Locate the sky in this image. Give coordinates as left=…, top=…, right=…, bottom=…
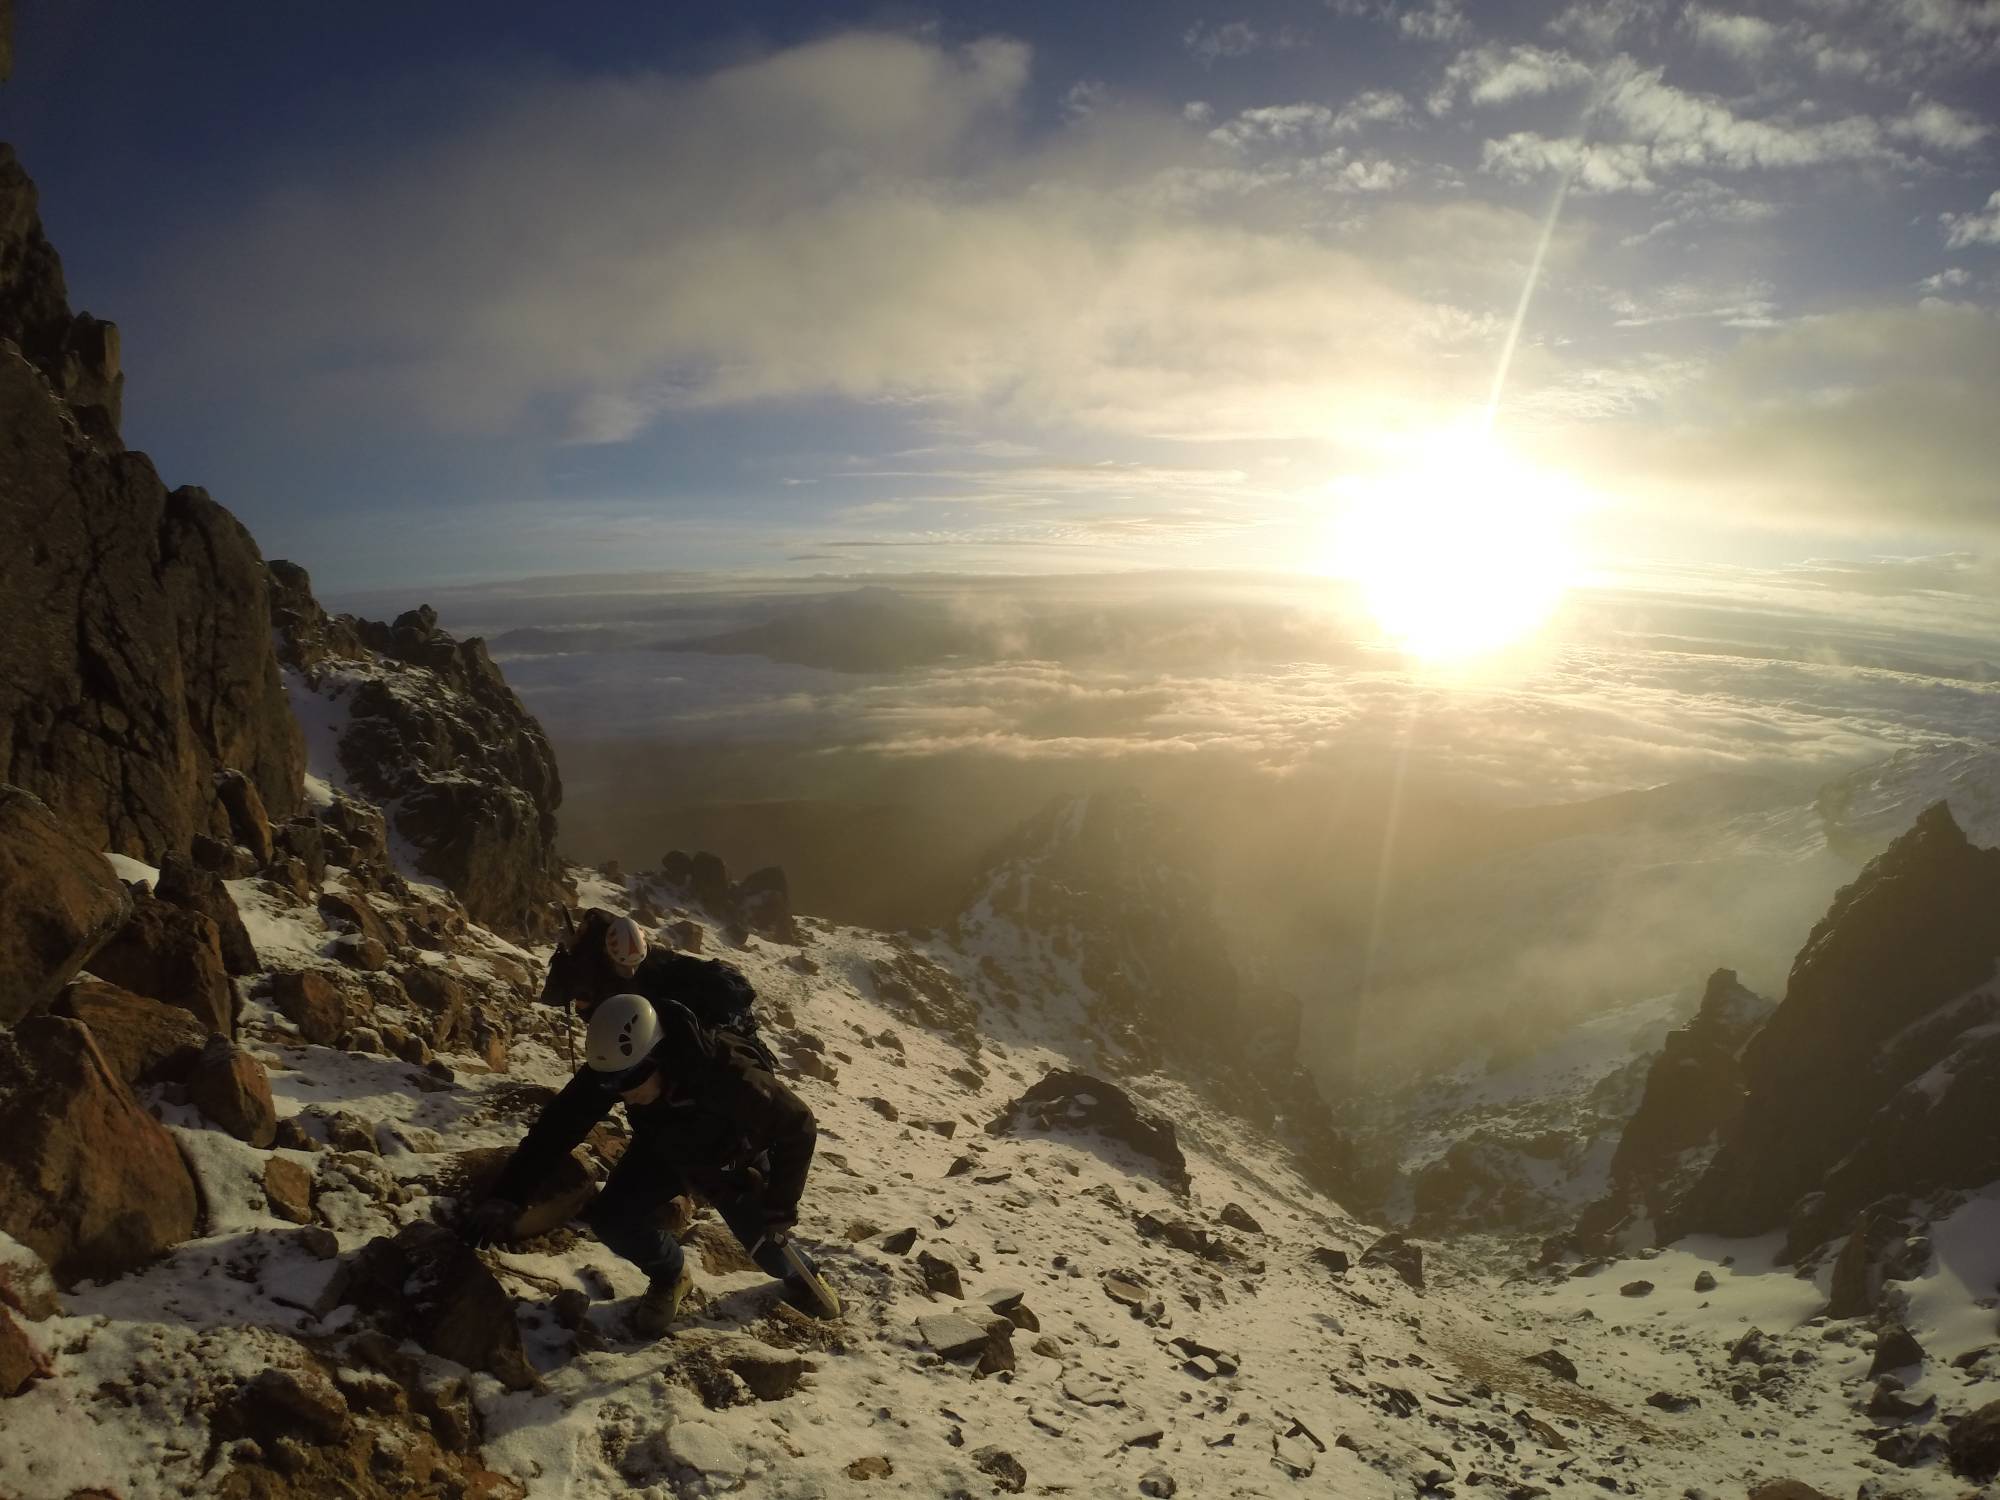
left=5, top=0, right=1999, bottom=593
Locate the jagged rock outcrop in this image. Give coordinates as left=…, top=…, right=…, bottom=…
left=268, top=564, right=564, bottom=940
left=988, top=1069, right=1191, bottom=1193
left=652, top=850, right=799, bottom=943
left=1673, top=804, right=2000, bottom=1253
left=1572, top=969, right=1772, bottom=1249
left=0, top=785, right=130, bottom=1024
left=0, top=148, right=304, bottom=862
left=0, top=1015, right=200, bottom=1284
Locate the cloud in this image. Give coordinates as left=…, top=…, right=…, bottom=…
left=165, top=32, right=1522, bottom=450
left=1399, top=0, right=1471, bottom=43
left=1483, top=133, right=1659, bottom=193
left=1183, top=20, right=1304, bottom=64
left=1559, top=303, right=2000, bottom=533
left=1891, top=99, right=1993, bottom=151
left=1428, top=44, right=1593, bottom=114
left=1686, top=7, right=1780, bottom=59
left=1942, top=189, right=2000, bottom=248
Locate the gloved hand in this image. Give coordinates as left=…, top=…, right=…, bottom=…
left=461, top=1197, right=519, bottom=1249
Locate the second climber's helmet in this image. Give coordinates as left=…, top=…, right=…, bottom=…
left=605, top=915, right=648, bottom=976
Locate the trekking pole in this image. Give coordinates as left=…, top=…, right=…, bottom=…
left=564, top=1006, right=577, bottom=1074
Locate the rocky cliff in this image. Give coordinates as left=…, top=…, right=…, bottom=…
left=0, top=144, right=305, bottom=861
left=269, top=567, right=566, bottom=939
left=1671, top=802, right=2000, bottom=1256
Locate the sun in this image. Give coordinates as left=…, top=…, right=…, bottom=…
left=1329, top=434, right=1579, bottom=662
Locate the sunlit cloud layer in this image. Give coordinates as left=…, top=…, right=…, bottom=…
left=115, top=3, right=2000, bottom=585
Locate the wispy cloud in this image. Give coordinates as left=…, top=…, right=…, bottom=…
left=1942, top=188, right=2000, bottom=248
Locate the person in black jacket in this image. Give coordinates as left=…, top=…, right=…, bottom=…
left=468, top=993, right=840, bottom=1335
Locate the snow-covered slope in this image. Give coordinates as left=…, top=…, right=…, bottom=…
left=4, top=865, right=1996, bottom=1500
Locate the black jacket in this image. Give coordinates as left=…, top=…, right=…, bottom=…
left=492, top=998, right=814, bottom=1225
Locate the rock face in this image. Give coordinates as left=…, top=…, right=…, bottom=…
left=0, top=785, right=131, bottom=1024
left=0, top=1015, right=200, bottom=1284
left=1574, top=969, right=1772, bottom=1249
left=1673, top=804, right=2000, bottom=1251
left=0, top=149, right=303, bottom=864
left=268, top=565, right=565, bottom=940
left=988, top=1069, right=1191, bottom=1192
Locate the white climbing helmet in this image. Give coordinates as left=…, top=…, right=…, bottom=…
left=585, top=994, right=662, bottom=1076
left=605, top=915, right=648, bottom=975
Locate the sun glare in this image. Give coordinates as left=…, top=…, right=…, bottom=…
left=1330, top=435, right=1580, bottom=662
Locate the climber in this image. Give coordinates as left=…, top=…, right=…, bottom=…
left=539, top=905, right=772, bottom=1063
left=463, top=993, right=841, bottom=1335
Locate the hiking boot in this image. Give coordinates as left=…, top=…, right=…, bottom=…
left=633, top=1266, right=694, bottom=1338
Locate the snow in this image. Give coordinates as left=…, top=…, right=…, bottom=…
left=4, top=862, right=1997, bottom=1499
left=101, top=851, right=159, bottom=888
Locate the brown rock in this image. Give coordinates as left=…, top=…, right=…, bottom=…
left=0, top=1304, right=50, bottom=1396
left=229, top=1363, right=352, bottom=1446
left=971, top=1446, right=1026, bottom=1494
left=1746, top=1483, right=1839, bottom=1500
left=318, top=888, right=397, bottom=952
left=332, top=933, right=390, bottom=972
left=877, top=1227, right=919, bottom=1256
left=916, top=1249, right=964, bottom=1298
left=1870, top=1324, right=1926, bottom=1377
left=0, top=1015, right=199, bottom=1284
left=214, top=770, right=275, bottom=865
left=0, top=785, right=131, bottom=1025
left=188, top=1036, right=277, bottom=1147
left=85, top=891, right=234, bottom=1035
left=846, top=1455, right=893, bottom=1480
left=0, top=1240, right=61, bottom=1320
left=1218, top=1202, right=1263, bottom=1234
left=264, top=1157, right=313, bottom=1224
left=448, top=1145, right=596, bottom=1240
left=401, top=965, right=468, bottom=1050
left=269, top=970, right=349, bottom=1046
left=1360, top=1232, right=1426, bottom=1292
left=50, top=977, right=207, bottom=1086
left=153, top=852, right=258, bottom=976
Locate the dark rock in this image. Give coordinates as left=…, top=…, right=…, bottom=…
left=1218, top=1202, right=1263, bottom=1233
left=188, top=1036, right=277, bottom=1147
left=864, top=1095, right=900, bottom=1122
left=214, top=769, right=275, bottom=865
left=0, top=1241, right=60, bottom=1322
left=1311, top=1246, right=1351, bottom=1275
left=270, top=970, right=350, bottom=1046
left=916, top=1249, right=964, bottom=1298
left=1866, top=1378, right=1933, bottom=1420
left=318, top=889, right=397, bottom=952
left=229, top=1364, right=352, bottom=1447
left=1675, top=806, right=2000, bottom=1246
left=154, top=852, right=258, bottom=976
left=1360, top=1232, right=1425, bottom=1292
left=987, top=1069, right=1190, bottom=1192
left=917, top=1311, right=998, bottom=1359
left=0, top=1015, right=199, bottom=1285
left=191, top=833, right=256, bottom=877
left=665, top=918, right=703, bottom=953
left=272, top=817, right=328, bottom=884
left=970, top=1445, right=1026, bottom=1493
left=877, top=1227, right=919, bottom=1256
left=1827, top=1209, right=1902, bottom=1319
left=1619, top=1279, right=1654, bottom=1297
left=1525, top=1349, right=1577, bottom=1382
left=333, top=933, right=389, bottom=972
left=736, top=866, right=796, bottom=942
left=1869, top=1325, right=1925, bottom=1378
left=1693, top=1270, right=1717, bottom=1293
left=0, top=786, right=131, bottom=1024
left=1950, top=1399, right=2000, bottom=1482
left=85, top=891, right=234, bottom=1035
left=50, top=977, right=206, bottom=1086
left=323, top=1221, right=536, bottom=1390
left=400, top=965, right=469, bottom=1051
left=264, top=1156, right=313, bottom=1224
left=447, top=1145, right=596, bottom=1241
left=846, top=1456, right=893, bottom=1480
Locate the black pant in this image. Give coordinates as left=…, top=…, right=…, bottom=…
left=583, top=1143, right=790, bottom=1284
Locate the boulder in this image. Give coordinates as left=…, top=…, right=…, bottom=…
left=269, top=970, right=349, bottom=1046
left=321, top=1221, right=536, bottom=1390
left=49, top=977, right=207, bottom=1086
left=1950, top=1399, right=2000, bottom=1482
left=0, top=786, right=131, bottom=1024
left=736, top=866, right=796, bottom=942
left=1747, top=1484, right=1839, bottom=1500
left=153, top=852, right=258, bottom=976
left=0, top=1304, right=49, bottom=1397
left=227, top=1363, right=352, bottom=1447
left=213, top=770, right=274, bottom=865
left=1218, top=1202, right=1263, bottom=1234
left=84, top=891, right=234, bottom=1035
left=401, top=965, right=468, bottom=1050
left=187, top=1036, right=277, bottom=1147
left=1869, top=1325, right=1925, bottom=1378
left=0, top=1233, right=61, bottom=1320
left=318, top=889, right=397, bottom=952
left=1360, top=1232, right=1425, bottom=1292
left=447, top=1145, right=596, bottom=1240
left=264, top=1156, right=313, bottom=1224
left=987, top=1069, right=1190, bottom=1192
left=916, top=1250, right=964, bottom=1299
left=0, top=1015, right=199, bottom=1284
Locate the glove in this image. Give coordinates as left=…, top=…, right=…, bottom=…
left=462, top=1198, right=519, bottom=1249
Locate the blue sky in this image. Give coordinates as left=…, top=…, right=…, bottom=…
left=6, top=0, right=1998, bottom=591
